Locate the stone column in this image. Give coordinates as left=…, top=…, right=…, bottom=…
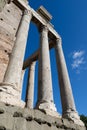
left=0, top=10, right=32, bottom=107
left=55, top=38, right=84, bottom=125
left=26, top=61, right=36, bottom=109
left=36, top=25, right=59, bottom=117
left=20, top=70, right=25, bottom=99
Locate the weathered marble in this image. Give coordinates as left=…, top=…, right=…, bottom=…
left=37, top=6, right=52, bottom=22
left=20, top=70, right=25, bottom=99
left=36, top=25, right=59, bottom=117
left=0, top=9, right=32, bottom=106
left=26, top=61, right=36, bottom=109
left=55, top=38, right=84, bottom=126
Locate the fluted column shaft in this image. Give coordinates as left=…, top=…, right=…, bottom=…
left=55, top=38, right=78, bottom=115
left=36, top=25, right=57, bottom=114
left=26, top=61, right=36, bottom=109
left=4, top=10, right=32, bottom=90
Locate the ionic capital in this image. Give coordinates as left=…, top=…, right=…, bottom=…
left=23, top=9, right=32, bottom=23
left=39, top=25, right=48, bottom=33
left=24, top=9, right=32, bottom=16
left=24, top=9, right=30, bottom=14
left=55, top=38, right=62, bottom=49
left=56, top=37, right=62, bottom=44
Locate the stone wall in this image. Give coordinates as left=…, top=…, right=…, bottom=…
left=0, top=2, right=22, bottom=82
left=0, top=103, right=86, bottom=130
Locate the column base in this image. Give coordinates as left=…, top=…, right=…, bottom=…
left=63, top=109, right=84, bottom=126
left=0, top=82, right=25, bottom=108
left=36, top=101, right=61, bottom=118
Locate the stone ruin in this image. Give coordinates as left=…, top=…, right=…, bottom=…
left=0, top=0, right=86, bottom=130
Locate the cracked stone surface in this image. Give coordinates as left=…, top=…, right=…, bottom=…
left=0, top=102, right=86, bottom=130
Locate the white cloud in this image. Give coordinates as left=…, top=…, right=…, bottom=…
left=71, top=57, right=85, bottom=69
left=71, top=50, right=86, bottom=73
left=72, top=51, right=85, bottom=59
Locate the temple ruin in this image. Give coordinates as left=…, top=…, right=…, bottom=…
left=0, top=0, right=86, bottom=130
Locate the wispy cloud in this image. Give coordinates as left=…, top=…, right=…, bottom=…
left=70, top=50, right=86, bottom=73
left=72, top=51, right=85, bottom=59
left=71, top=57, right=85, bottom=69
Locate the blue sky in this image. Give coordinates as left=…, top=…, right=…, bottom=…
left=22, top=0, right=87, bottom=116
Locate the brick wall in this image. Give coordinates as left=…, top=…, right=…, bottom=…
left=0, top=2, right=22, bottom=82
